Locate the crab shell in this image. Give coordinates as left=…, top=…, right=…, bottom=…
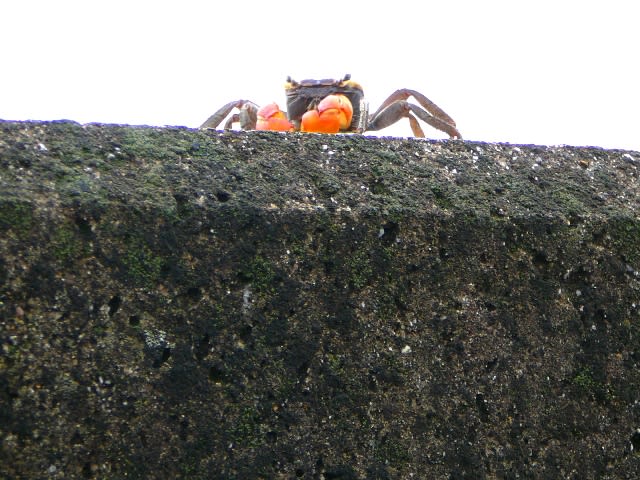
left=284, top=76, right=368, bottom=133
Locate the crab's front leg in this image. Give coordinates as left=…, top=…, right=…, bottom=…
left=200, top=100, right=259, bottom=130
left=367, top=89, right=462, bottom=139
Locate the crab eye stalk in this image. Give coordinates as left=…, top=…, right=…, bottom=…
left=301, top=94, right=353, bottom=134
left=256, top=103, right=294, bottom=131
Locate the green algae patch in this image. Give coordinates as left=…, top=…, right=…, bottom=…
left=0, top=201, right=35, bottom=235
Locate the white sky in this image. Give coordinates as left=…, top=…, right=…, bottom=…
left=1, top=0, right=638, bottom=151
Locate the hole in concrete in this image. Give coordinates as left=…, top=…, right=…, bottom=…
left=380, top=221, right=399, bottom=243
left=108, top=295, right=121, bottom=316
left=75, top=215, right=92, bottom=236
left=195, top=333, right=210, bottom=361
left=632, top=430, right=640, bottom=451
left=265, top=430, right=278, bottom=444
left=209, top=364, right=226, bottom=383
left=475, top=393, right=490, bottom=422
left=215, top=190, right=231, bottom=202
left=186, top=286, right=202, bottom=301
left=82, top=462, right=93, bottom=478
left=485, top=357, right=498, bottom=372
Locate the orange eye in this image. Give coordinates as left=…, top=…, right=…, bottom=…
left=317, top=94, right=353, bottom=130
left=256, top=102, right=293, bottom=131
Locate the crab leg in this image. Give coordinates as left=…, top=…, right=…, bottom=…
left=367, top=102, right=423, bottom=137
left=407, top=103, right=462, bottom=139
left=368, top=89, right=461, bottom=138
left=200, top=100, right=259, bottom=130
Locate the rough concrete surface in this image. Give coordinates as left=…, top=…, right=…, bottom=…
left=1, top=120, right=640, bottom=479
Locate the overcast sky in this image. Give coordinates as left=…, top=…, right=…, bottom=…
left=2, top=0, right=638, bottom=151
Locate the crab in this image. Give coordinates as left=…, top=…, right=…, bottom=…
left=200, top=74, right=461, bottom=139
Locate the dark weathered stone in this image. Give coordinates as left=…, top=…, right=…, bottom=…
left=1, top=120, right=639, bottom=479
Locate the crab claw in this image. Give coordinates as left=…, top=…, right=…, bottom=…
left=301, top=94, right=354, bottom=133
left=256, top=102, right=294, bottom=131
left=301, top=109, right=340, bottom=133
left=318, top=94, right=353, bottom=130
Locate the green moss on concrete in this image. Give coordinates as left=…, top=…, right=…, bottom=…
left=346, top=247, right=374, bottom=289
left=0, top=201, right=35, bottom=235
left=50, top=223, right=90, bottom=263
left=609, top=216, right=640, bottom=266
left=121, top=235, right=165, bottom=287
left=239, top=255, right=277, bottom=295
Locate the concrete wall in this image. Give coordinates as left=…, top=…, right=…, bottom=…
left=1, top=120, right=640, bottom=478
